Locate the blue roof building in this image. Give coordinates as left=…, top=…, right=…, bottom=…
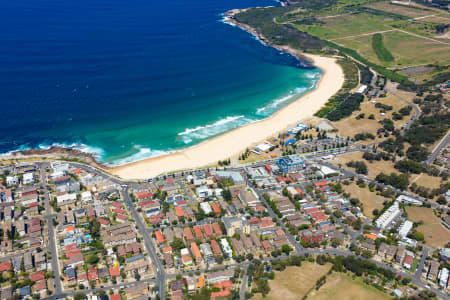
left=19, top=286, right=31, bottom=297
left=278, top=155, right=304, bottom=173
left=125, top=253, right=145, bottom=264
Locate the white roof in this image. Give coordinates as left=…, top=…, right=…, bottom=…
left=23, top=173, right=34, bottom=179
left=200, top=202, right=212, bottom=214
left=356, top=85, right=367, bottom=93
left=320, top=165, right=337, bottom=175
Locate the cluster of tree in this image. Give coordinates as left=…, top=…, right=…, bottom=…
left=346, top=160, right=368, bottom=175
left=409, top=181, right=450, bottom=200
left=394, top=159, right=423, bottom=174
left=295, top=132, right=314, bottom=140
left=325, top=93, right=364, bottom=121
left=263, top=193, right=282, bottom=218
left=357, top=64, right=374, bottom=85
left=405, top=112, right=449, bottom=146
left=379, top=118, right=394, bottom=131
left=217, top=159, right=231, bottom=166
left=247, top=260, right=273, bottom=296
left=375, top=172, right=409, bottom=190
left=235, top=6, right=324, bottom=51
left=292, top=16, right=324, bottom=26
left=398, top=105, right=412, bottom=116
left=378, top=137, right=404, bottom=154
left=371, top=33, right=394, bottom=62
left=406, top=145, right=429, bottom=162
left=375, top=102, right=393, bottom=111
left=362, top=151, right=392, bottom=162
left=392, top=112, right=403, bottom=121
left=316, top=131, right=328, bottom=139
left=354, top=132, right=375, bottom=141
left=239, top=148, right=251, bottom=161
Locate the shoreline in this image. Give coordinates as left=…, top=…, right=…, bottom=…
left=2, top=9, right=345, bottom=179
left=110, top=10, right=344, bottom=179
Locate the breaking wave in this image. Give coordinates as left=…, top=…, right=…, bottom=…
left=178, top=115, right=255, bottom=144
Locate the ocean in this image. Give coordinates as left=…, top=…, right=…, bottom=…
left=0, top=0, right=321, bottom=165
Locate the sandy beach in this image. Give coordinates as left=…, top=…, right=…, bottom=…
left=112, top=52, right=344, bottom=179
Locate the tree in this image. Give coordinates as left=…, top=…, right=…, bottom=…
left=406, top=145, right=429, bottom=162
left=436, top=195, right=447, bottom=205
left=281, top=244, right=292, bottom=255
left=86, top=254, right=99, bottom=265
left=171, top=238, right=185, bottom=251
left=74, top=292, right=86, bottom=300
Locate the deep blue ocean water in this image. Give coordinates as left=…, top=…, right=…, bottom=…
left=0, top=0, right=321, bottom=165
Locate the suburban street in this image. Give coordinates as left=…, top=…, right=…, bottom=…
left=39, top=162, right=63, bottom=295
left=121, top=187, right=166, bottom=299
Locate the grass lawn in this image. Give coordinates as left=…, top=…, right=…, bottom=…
left=343, top=183, right=387, bottom=218
left=251, top=262, right=332, bottom=300
left=365, top=1, right=441, bottom=18
left=411, top=258, right=419, bottom=273
left=307, top=272, right=392, bottom=300
left=405, top=206, right=450, bottom=247
left=339, top=30, right=450, bottom=68
left=294, top=12, right=392, bottom=40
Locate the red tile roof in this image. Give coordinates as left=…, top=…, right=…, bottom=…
left=155, top=230, right=165, bottom=244
left=97, top=218, right=110, bottom=226
left=116, top=214, right=128, bottom=220
left=30, top=271, right=45, bottom=282
left=135, top=191, right=153, bottom=199
left=110, top=294, right=121, bottom=300
left=194, top=226, right=203, bottom=240
left=111, top=202, right=123, bottom=208
left=88, top=267, right=98, bottom=281
left=109, top=266, right=120, bottom=277
left=202, top=224, right=213, bottom=237
left=0, top=261, right=11, bottom=272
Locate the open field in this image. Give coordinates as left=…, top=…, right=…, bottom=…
left=252, top=262, right=332, bottom=300
left=332, top=93, right=409, bottom=141
left=405, top=206, right=450, bottom=248
left=410, top=173, right=443, bottom=189
left=294, top=13, right=394, bottom=40
left=291, top=2, right=450, bottom=81
left=366, top=1, right=439, bottom=18
left=307, top=272, right=392, bottom=300
left=343, top=183, right=387, bottom=217
left=338, top=30, right=450, bottom=68
left=332, top=152, right=399, bottom=179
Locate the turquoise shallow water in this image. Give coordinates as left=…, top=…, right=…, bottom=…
left=0, top=0, right=321, bottom=165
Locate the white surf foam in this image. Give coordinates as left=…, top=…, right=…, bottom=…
left=256, top=87, right=308, bottom=115
left=105, top=145, right=172, bottom=166
left=178, top=115, right=254, bottom=144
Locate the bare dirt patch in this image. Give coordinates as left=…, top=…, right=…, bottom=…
left=343, top=183, right=388, bottom=217
left=307, top=272, right=391, bottom=300
left=332, top=152, right=399, bottom=179
left=252, top=262, right=332, bottom=300
left=405, top=206, right=450, bottom=247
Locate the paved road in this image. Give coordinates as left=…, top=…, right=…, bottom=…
left=38, top=162, right=63, bottom=294
left=10, top=159, right=449, bottom=299
left=121, top=187, right=166, bottom=299
left=414, top=247, right=429, bottom=281
left=240, top=267, right=248, bottom=300
left=254, top=188, right=303, bottom=254
left=426, top=130, right=450, bottom=165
